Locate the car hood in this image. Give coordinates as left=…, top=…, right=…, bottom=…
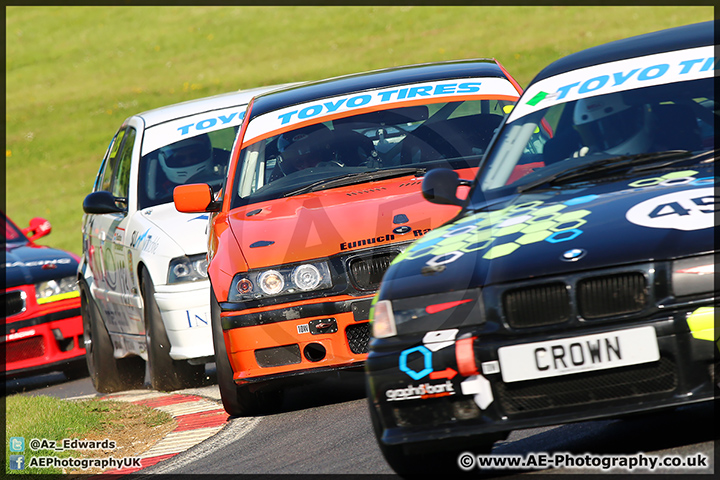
left=380, top=170, right=715, bottom=301
left=227, top=175, right=467, bottom=269
left=139, top=203, right=212, bottom=257
left=4, top=244, right=80, bottom=288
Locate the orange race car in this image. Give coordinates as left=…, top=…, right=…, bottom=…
left=174, top=59, right=524, bottom=415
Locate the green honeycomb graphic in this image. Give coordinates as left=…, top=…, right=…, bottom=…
left=400, top=199, right=593, bottom=265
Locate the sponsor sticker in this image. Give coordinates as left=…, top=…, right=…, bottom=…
left=509, top=46, right=715, bottom=122
left=244, top=77, right=519, bottom=145
left=141, top=105, right=248, bottom=155
left=626, top=187, right=715, bottom=231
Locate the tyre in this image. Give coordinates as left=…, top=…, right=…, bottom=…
left=141, top=268, right=204, bottom=391
left=80, top=280, right=145, bottom=393
left=211, top=285, right=283, bottom=416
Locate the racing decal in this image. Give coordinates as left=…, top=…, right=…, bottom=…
left=340, top=234, right=395, bottom=251
left=386, top=381, right=455, bottom=401
left=130, top=228, right=161, bottom=254
left=186, top=311, right=209, bottom=328
left=392, top=198, right=593, bottom=267
left=625, top=187, right=715, bottom=231
left=141, top=105, right=248, bottom=155
left=3, top=329, right=36, bottom=343
left=113, top=227, right=125, bottom=245
left=686, top=306, right=715, bottom=343
left=3, top=258, right=73, bottom=269
left=244, top=77, right=520, bottom=145
left=459, top=375, right=493, bottom=410
left=510, top=45, right=715, bottom=122
left=398, top=329, right=458, bottom=380
left=627, top=170, right=713, bottom=189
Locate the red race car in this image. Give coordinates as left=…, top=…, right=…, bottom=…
left=2, top=212, right=86, bottom=379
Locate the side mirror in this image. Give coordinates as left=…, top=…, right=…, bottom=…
left=174, top=184, right=221, bottom=213
left=421, top=168, right=470, bottom=206
left=22, top=217, right=52, bottom=241
left=83, top=191, right=125, bottom=214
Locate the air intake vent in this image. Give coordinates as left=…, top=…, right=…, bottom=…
left=346, top=323, right=371, bottom=354
left=3, top=336, right=45, bottom=363
left=578, top=272, right=647, bottom=319
left=3, top=291, right=26, bottom=317
left=348, top=252, right=398, bottom=291
left=254, top=344, right=301, bottom=368
left=504, top=283, right=570, bottom=328
left=497, top=357, right=676, bottom=414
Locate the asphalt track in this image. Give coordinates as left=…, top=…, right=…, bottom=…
left=6, top=366, right=715, bottom=476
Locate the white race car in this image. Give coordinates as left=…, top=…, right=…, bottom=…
left=79, top=84, right=294, bottom=392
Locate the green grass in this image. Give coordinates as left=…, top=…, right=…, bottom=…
left=5, top=394, right=172, bottom=475
left=5, top=6, right=712, bottom=255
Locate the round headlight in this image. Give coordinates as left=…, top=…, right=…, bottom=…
left=292, top=264, right=322, bottom=290
left=172, top=263, right=191, bottom=278
left=236, top=278, right=253, bottom=294
left=258, top=270, right=285, bottom=295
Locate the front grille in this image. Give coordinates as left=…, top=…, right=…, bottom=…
left=348, top=252, right=398, bottom=290
left=3, top=291, right=26, bottom=317
left=496, top=357, right=676, bottom=414
left=2, top=335, right=46, bottom=363
left=504, top=283, right=570, bottom=328
left=254, top=344, right=301, bottom=368
left=346, top=322, right=370, bottom=354
left=578, top=272, right=647, bottom=319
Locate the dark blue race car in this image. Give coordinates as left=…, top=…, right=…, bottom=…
left=365, top=21, right=716, bottom=476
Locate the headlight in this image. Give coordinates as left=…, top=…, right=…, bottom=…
left=229, top=261, right=332, bottom=301
left=672, top=254, right=715, bottom=297
left=258, top=270, right=284, bottom=295
left=371, top=299, right=397, bottom=338
left=35, top=276, right=79, bottom=304
left=168, top=254, right=208, bottom=284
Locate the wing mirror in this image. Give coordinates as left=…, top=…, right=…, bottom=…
left=174, top=184, right=221, bottom=213
left=421, top=168, right=471, bottom=207
left=83, top=191, right=126, bottom=214
left=22, top=217, right=52, bottom=241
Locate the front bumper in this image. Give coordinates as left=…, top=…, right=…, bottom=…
left=154, top=281, right=213, bottom=360
left=221, top=295, right=373, bottom=384
left=3, top=293, right=85, bottom=378
left=366, top=308, right=716, bottom=450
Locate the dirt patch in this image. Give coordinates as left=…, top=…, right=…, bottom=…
left=64, top=400, right=177, bottom=476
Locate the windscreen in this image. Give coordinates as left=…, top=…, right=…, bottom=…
left=476, top=45, right=716, bottom=201
left=232, top=95, right=517, bottom=208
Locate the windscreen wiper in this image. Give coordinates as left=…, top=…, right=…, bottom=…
left=283, top=167, right=426, bottom=197
left=517, top=150, right=698, bottom=193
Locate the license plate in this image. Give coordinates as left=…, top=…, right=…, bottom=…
left=497, top=326, right=659, bottom=383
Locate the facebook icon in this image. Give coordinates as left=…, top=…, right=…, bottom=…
left=9, top=455, right=25, bottom=470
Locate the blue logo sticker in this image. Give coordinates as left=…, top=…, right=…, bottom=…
left=10, top=455, right=25, bottom=470
left=10, top=437, right=25, bottom=452
left=399, top=346, right=433, bottom=380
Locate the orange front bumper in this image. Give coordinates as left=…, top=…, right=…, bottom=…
left=222, top=295, right=372, bottom=383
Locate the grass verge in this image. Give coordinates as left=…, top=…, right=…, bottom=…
left=5, top=394, right=175, bottom=476
left=5, top=6, right=712, bottom=255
